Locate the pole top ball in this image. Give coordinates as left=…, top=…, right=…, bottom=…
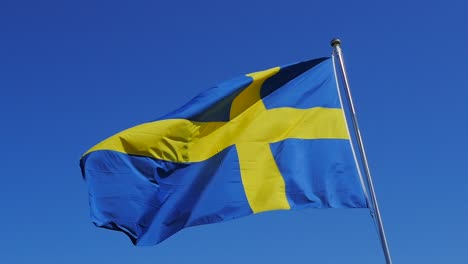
left=330, top=38, right=341, bottom=47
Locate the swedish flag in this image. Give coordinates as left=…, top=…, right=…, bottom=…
left=80, top=57, right=367, bottom=245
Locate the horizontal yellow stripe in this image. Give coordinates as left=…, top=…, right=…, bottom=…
left=84, top=105, right=349, bottom=162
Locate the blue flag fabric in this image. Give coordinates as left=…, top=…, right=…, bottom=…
left=80, top=57, right=368, bottom=246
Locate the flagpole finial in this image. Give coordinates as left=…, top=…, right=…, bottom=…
left=330, top=38, right=341, bottom=47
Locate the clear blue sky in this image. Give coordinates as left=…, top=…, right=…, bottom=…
left=1, top=0, right=467, bottom=263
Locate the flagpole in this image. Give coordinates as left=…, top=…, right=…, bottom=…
left=330, top=39, right=393, bottom=264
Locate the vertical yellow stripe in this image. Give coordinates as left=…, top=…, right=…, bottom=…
left=230, top=67, right=290, bottom=213
left=236, top=143, right=290, bottom=213
left=230, top=67, right=280, bottom=119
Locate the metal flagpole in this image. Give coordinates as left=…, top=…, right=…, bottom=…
left=330, top=38, right=393, bottom=264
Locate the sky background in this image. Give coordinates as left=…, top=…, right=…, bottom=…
left=1, top=0, right=467, bottom=263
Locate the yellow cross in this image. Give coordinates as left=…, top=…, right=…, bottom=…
left=84, top=67, right=349, bottom=213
